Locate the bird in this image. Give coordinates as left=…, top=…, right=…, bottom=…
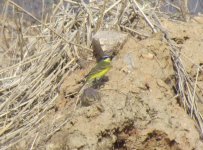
left=85, top=55, right=112, bottom=85
left=75, top=55, right=112, bottom=109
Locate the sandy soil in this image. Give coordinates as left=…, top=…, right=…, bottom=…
left=11, top=17, right=203, bottom=150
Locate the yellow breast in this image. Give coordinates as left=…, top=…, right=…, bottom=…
left=88, top=67, right=111, bottom=81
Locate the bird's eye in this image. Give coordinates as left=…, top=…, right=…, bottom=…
left=102, top=56, right=110, bottom=59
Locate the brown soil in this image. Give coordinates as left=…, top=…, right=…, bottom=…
left=12, top=17, right=203, bottom=150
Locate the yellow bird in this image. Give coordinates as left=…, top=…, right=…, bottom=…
left=75, top=55, right=112, bottom=108
left=86, top=55, right=112, bottom=84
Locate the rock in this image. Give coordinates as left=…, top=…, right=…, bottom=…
left=81, top=87, right=101, bottom=106
left=92, top=31, right=128, bottom=61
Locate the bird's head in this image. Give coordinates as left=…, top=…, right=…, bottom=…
left=101, top=55, right=111, bottom=62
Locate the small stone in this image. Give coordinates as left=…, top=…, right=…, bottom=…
left=141, top=53, right=154, bottom=59
left=81, top=87, right=101, bottom=106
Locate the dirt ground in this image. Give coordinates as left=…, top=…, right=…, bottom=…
left=12, top=16, right=203, bottom=150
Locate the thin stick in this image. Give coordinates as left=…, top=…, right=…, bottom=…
left=191, top=68, right=200, bottom=117
left=29, top=132, right=39, bottom=150
left=131, top=0, right=157, bottom=33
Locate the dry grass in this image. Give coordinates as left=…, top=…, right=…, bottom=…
left=0, top=0, right=202, bottom=148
